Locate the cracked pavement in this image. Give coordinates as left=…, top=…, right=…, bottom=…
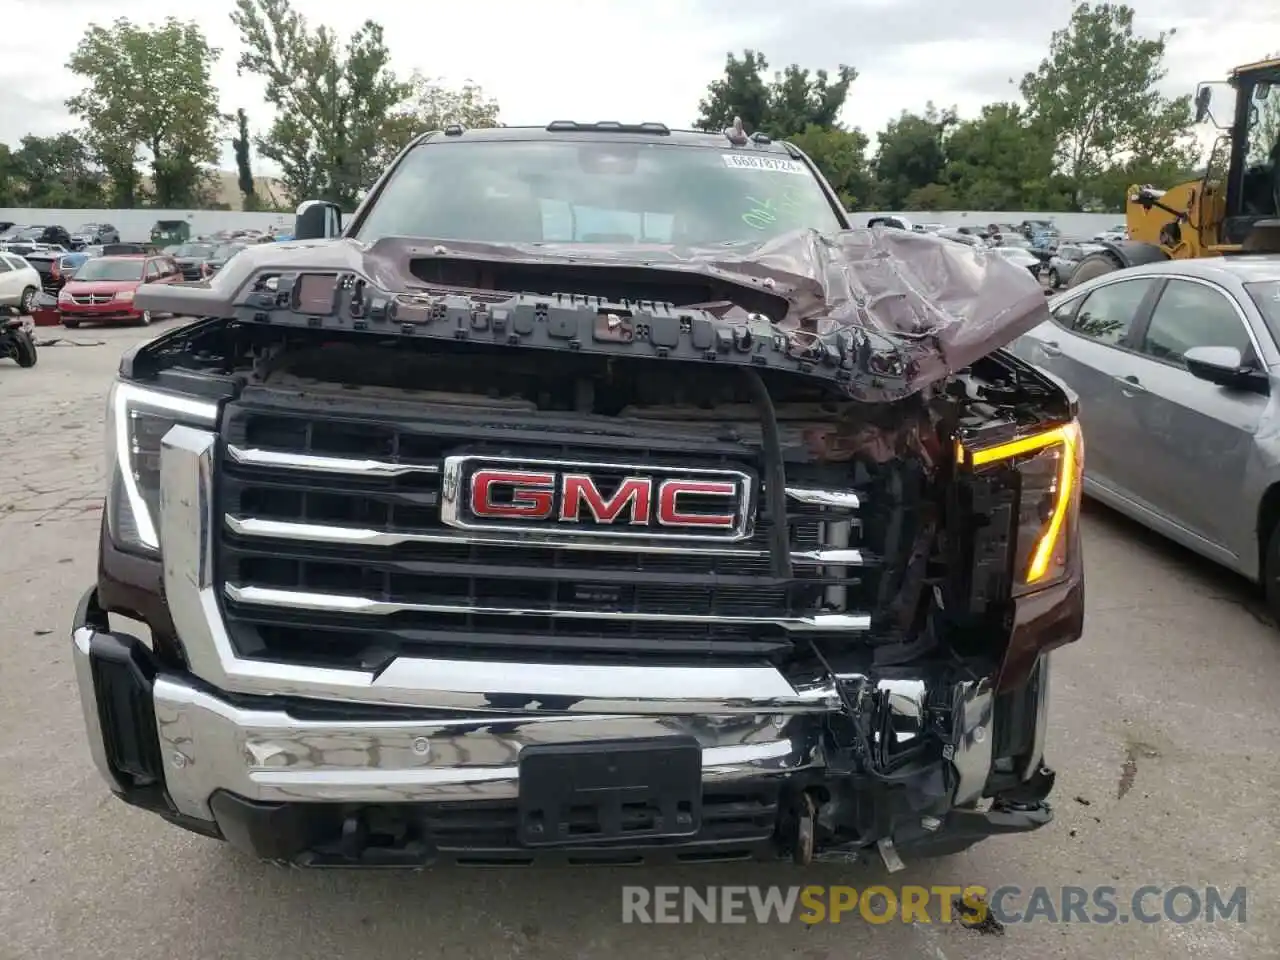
left=1, top=321, right=1278, bottom=959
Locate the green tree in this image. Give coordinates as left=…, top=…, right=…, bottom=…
left=378, top=74, right=501, bottom=171
left=232, top=0, right=414, bottom=209
left=871, top=104, right=956, bottom=209
left=9, top=134, right=107, bottom=208
left=788, top=124, right=872, bottom=209
left=231, top=108, right=260, bottom=211
left=1019, top=2, right=1196, bottom=208
left=66, top=17, right=223, bottom=208
left=0, top=144, right=15, bottom=207
left=694, top=50, right=856, bottom=138
left=943, top=103, right=1068, bottom=210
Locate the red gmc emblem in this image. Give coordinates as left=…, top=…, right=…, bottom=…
left=441, top=456, right=754, bottom=540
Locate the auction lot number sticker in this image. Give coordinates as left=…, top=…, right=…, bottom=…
left=722, top=154, right=809, bottom=175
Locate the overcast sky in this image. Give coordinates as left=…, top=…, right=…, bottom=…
left=1, top=0, right=1274, bottom=175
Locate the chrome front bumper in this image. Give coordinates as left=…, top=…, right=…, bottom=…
left=71, top=425, right=1050, bottom=833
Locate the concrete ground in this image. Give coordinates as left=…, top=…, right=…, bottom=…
left=1, top=320, right=1276, bottom=960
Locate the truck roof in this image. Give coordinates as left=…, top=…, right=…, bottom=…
left=414, top=121, right=799, bottom=155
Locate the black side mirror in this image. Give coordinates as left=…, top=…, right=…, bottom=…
left=1194, top=85, right=1212, bottom=124
left=294, top=200, right=343, bottom=241
left=1184, top=345, right=1269, bottom=394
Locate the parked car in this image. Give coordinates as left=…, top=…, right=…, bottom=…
left=23, top=248, right=90, bottom=294
left=1046, top=243, right=1107, bottom=289
left=1010, top=256, right=1280, bottom=613
left=169, top=241, right=220, bottom=280
left=0, top=224, right=74, bottom=248
left=69, top=222, right=121, bottom=248
left=205, top=241, right=247, bottom=275
left=57, top=254, right=181, bottom=327
left=1092, top=224, right=1128, bottom=243
left=866, top=215, right=913, bottom=230
left=991, top=245, right=1042, bottom=278
left=936, top=228, right=982, bottom=247
left=0, top=251, right=41, bottom=314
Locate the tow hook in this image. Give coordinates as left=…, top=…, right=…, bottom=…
left=793, top=792, right=817, bottom=865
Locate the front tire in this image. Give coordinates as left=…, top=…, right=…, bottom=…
left=1066, top=252, right=1124, bottom=288
left=12, top=329, right=36, bottom=367
left=137, top=310, right=152, bottom=326
left=1047, top=268, right=1060, bottom=289
left=19, top=286, right=36, bottom=314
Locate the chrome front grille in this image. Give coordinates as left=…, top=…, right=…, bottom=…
left=215, top=395, right=874, bottom=669
left=73, top=294, right=114, bottom=305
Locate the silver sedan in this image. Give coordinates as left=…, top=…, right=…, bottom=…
left=1009, top=256, right=1280, bottom=613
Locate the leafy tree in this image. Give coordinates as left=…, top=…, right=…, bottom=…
left=232, top=108, right=260, bottom=211
left=943, top=103, right=1070, bottom=210
left=695, top=50, right=856, bottom=138
left=871, top=104, right=956, bottom=209
left=9, top=134, right=107, bottom=207
left=1019, top=2, right=1196, bottom=208
left=378, top=74, right=501, bottom=171
left=66, top=17, right=223, bottom=208
left=788, top=124, right=872, bottom=209
left=0, top=144, right=14, bottom=207
left=232, top=0, right=414, bottom=209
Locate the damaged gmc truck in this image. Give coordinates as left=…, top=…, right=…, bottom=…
left=71, top=121, right=1083, bottom=869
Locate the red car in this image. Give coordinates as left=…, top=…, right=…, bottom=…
left=58, top=254, right=181, bottom=328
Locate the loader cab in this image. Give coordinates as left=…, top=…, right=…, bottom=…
left=1196, top=58, right=1280, bottom=248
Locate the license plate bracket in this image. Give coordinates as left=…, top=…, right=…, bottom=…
left=517, top=738, right=702, bottom=847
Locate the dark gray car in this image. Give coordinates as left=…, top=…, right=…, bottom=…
left=1010, top=256, right=1280, bottom=613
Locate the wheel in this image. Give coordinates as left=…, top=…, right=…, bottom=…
left=1066, top=252, right=1123, bottom=288
left=61, top=316, right=80, bottom=329
left=1047, top=268, right=1060, bottom=289
left=19, top=286, right=36, bottom=314
left=12, top=329, right=36, bottom=367
left=137, top=310, right=152, bottom=326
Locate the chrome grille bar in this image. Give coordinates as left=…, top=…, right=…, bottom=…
left=226, top=445, right=439, bottom=477
left=223, top=515, right=867, bottom=566
left=224, top=584, right=871, bottom=631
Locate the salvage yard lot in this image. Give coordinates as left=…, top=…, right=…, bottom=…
left=1, top=322, right=1278, bottom=960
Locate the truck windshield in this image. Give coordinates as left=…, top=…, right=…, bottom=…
left=354, top=140, right=846, bottom=246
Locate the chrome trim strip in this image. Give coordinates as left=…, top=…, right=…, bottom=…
left=226, top=445, right=439, bottom=477
left=71, top=626, right=125, bottom=793
left=163, top=427, right=847, bottom=713
left=782, top=487, right=860, bottom=509
left=223, top=515, right=868, bottom=567
left=223, top=582, right=871, bottom=631
left=152, top=675, right=813, bottom=819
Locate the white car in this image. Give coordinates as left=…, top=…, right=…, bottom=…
left=0, top=252, right=41, bottom=314
left=991, top=245, right=1042, bottom=278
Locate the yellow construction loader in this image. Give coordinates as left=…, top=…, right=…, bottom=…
left=1068, top=56, right=1280, bottom=287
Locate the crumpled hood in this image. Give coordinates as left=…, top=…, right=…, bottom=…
left=137, top=226, right=1051, bottom=402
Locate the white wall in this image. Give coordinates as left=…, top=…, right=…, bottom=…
left=1, top=206, right=1127, bottom=244
left=846, top=210, right=1124, bottom=240
left=0, top=207, right=295, bottom=242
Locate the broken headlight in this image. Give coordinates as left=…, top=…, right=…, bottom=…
left=960, top=420, right=1083, bottom=594
left=104, top=381, right=219, bottom=555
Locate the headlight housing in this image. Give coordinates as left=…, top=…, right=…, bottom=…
left=116, top=290, right=135, bottom=302
left=105, top=381, right=219, bottom=554
left=958, top=420, right=1083, bottom=594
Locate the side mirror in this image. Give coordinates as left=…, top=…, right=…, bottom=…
left=1184, top=345, right=1269, bottom=394
left=1194, top=85, right=1212, bottom=124
left=294, top=200, right=343, bottom=241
